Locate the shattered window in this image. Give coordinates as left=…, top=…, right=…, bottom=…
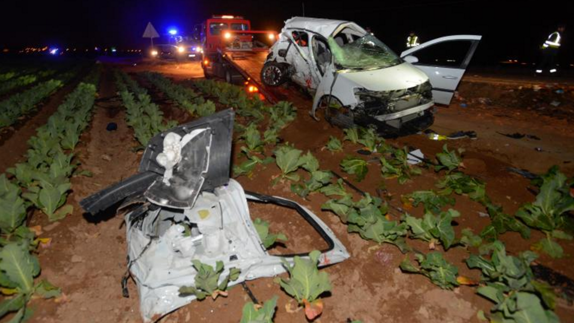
left=312, top=37, right=332, bottom=75
left=291, top=31, right=309, bottom=47
left=209, top=23, right=228, bottom=35
left=328, top=34, right=402, bottom=71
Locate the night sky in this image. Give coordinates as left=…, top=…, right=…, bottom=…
left=1, top=0, right=572, bottom=65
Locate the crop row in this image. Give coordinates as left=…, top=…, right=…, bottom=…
left=0, top=80, right=63, bottom=129
left=0, top=66, right=100, bottom=321
left=0, top=70, right=56, bottom=96
left=144, top=72, right=216, bottom=117
left=114, top=70, right=176, bottom=146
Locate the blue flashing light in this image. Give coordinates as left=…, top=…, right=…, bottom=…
left=168, top=29, right=178, bottom=36
left=49, top=48, right=59, bottom=55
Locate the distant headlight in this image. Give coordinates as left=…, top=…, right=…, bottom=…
left=151, top=50, right=158, bottom=56
left=195, top=46, right=202, bottom=53
left=177, top=46, right=185, bottom=53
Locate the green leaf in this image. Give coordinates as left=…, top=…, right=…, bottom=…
left=340, top=156, right=368, bottom=182
left=460, top=228, right=483, bottom=248
left=531, top=281, right=556, bottom=310
left=434, top=144, right=463, bottom=172
left=179, top=260, right=240, bottom=300
left=343, top=128, right=359, bottom=144
left=299, top=151, right=319, bottom=173
left=405, top=190, right=455, bottom=214
left=399, top=256, right=420, bottom=273
left=0, top=175, right=27, bottom=234
left=254, top=218, right=287, bottom=249
left=512, top=292, right=554, bottom=323
left=516, top=166, right=574, bottom=234
left=240, top=296, right=278, bottom=323
left=0, top=293, right=25, bottom=318
left=279, top=250, right=331, bottom=304
left=0, top=242, right=39, bottom=294
left=477, top=286, right=503, bottom=303
left=49, top=204, right=73, bottom=222
left=274, top=145, right=305, bottom=179
left=405, top=209, right=459, bottom=250
left=400, top=252, right=459, bottom=290
left=319, top=179, right=348, bottom=197
left=326, top=136, right=343, bottom=152
left=34, top=280, right=61, bottom=299
left=532, top=237, right=563, bottom=259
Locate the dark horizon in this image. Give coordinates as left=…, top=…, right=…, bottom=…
left=1, top=0, right=572, bottom=65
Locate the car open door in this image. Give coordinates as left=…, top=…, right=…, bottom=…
left=400, top=35, right=481, bottom=105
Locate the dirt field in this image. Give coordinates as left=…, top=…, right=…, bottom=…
left=2, top=60, right=573, bottom=323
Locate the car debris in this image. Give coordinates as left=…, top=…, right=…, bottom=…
left=497, top=132, right=541, bottom=140
left=260, top=17, right=480, bottom=136
left=80, top=110, right=350, bottom=322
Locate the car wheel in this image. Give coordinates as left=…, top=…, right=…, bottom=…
left=319, top=96, right=355, bottom=128
left=261, top=62, right=288, bottom=87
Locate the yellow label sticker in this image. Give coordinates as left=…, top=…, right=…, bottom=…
left=198, top=210, right=210, bottom=220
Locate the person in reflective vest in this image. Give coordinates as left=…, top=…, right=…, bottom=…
left=536, top=25, right=565, bottom=74
left=406, top=32, right=420, bottom=48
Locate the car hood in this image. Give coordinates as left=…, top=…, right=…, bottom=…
left=338, top=62, right=429, bottom=92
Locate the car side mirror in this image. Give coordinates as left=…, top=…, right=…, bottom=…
left=403, top=55, right=419, bottom=64
left=278, top=49, right=288, bottom=57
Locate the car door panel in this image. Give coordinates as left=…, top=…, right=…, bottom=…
left=400, top=35, right=481, bottom=105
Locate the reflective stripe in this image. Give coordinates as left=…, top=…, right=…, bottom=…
left=543, top=32, right=561, bottom=48
left=550, top=69, right=557, bottom=73
left=536, top=70, right=543, bottom=73
left=407, top=36, right=419, bottom=47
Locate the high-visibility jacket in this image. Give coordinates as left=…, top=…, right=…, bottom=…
left=407, top=35, right=420, bottom=48
left=542, top=31, right=561, bottom=49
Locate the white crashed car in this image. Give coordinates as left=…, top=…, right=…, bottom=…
left=261, top=17, right=481, bottom=135
left=81, top=110, right=349, bottom=322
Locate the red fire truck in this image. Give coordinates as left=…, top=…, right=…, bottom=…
left=199, top=15, right=278, bottom=99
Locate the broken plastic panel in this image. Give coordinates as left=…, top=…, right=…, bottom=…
left=125, top=179, right=349, bottom=321
left=80, top=109, right=234, bottom=214
left=80, top=109, right=349, bottom=322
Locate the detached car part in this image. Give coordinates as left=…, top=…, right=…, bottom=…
left=80, top=109, right=349, bottom=322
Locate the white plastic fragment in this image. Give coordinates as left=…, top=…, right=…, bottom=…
left=407, top=149, right=424, bottom=165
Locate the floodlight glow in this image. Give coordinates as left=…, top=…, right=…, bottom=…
left=168, top=29, right=178, bottom=35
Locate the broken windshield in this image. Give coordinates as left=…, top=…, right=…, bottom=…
left=328, top=34, right=402, bottom=71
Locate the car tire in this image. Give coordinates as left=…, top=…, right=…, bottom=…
left=319, top=96, right=355, bottom=128
left=261, top=61, right=288, bottom=87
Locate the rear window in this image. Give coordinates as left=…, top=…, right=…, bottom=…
left=209, top=22, right=228, bottom=35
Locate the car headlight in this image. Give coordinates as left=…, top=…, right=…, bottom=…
left=151, top=50, right=158, bottom=56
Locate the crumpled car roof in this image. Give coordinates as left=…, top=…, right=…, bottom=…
left=283, top=16, right=359, bottom=38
